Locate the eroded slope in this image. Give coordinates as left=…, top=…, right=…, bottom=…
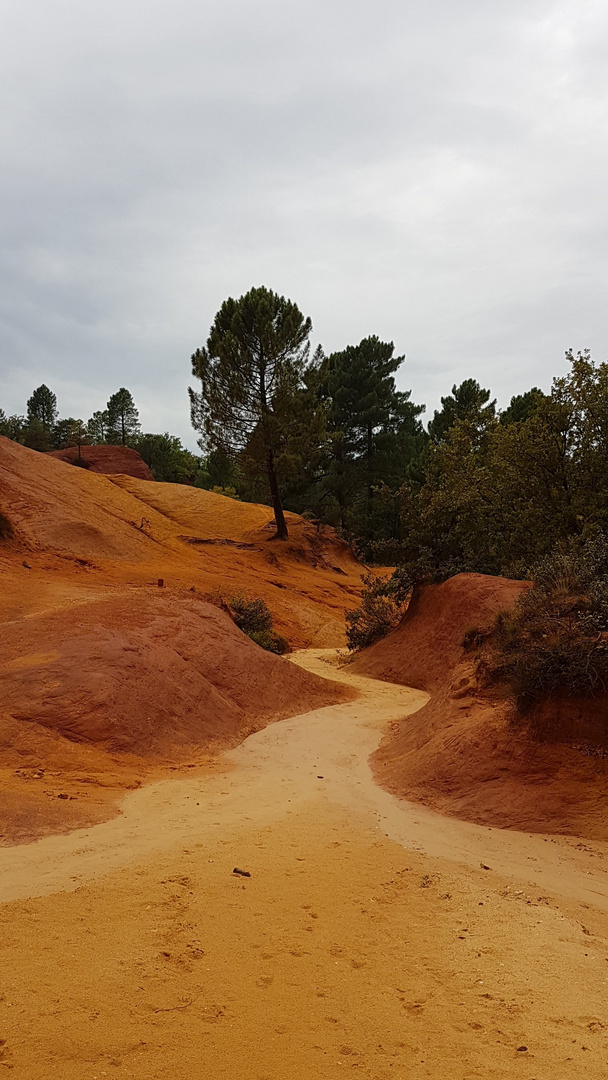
left=353, top=573, right=608, bottom=838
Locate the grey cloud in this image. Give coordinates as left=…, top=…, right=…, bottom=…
left=1, top=0, right=607, bottom=447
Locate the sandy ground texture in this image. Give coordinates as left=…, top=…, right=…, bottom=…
left=1, top=652, right=608, bottom=1079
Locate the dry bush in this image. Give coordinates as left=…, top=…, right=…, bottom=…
left=345, top=572, right=408, bottom=651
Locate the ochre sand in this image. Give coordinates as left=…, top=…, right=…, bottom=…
left=1, top=652, right=608, bottom=1078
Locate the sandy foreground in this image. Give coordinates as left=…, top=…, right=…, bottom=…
left=1, top=651, right=608, bottom=1079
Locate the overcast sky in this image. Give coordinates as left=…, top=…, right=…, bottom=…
left=1, top=0, right=607, bottom=449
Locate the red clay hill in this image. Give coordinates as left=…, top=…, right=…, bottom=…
left=353, top=573, right=608, bottom=840
left=47, top=443, right=153, bottom=480
left=0, top=436, right=360, bottom=844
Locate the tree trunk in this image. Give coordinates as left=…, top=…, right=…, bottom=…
left=337, top=491, right=347, bottom=531
left=366, top=420, right=374, bottom=518
left=266, top=450, right=289, bottom=540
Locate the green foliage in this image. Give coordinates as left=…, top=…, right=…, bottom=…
left=493, top=535, right=608, bottom=716
left=0, top=413, right=26, bottom=443
left=320, top=336, right=426, bottom=540
left=229, top=594, right=273, bottom=635
left=106, top=388, right=140, bottom=445
left=428, top=378, right=495, bottom=444
left=23, top=417, right=54, bottom=452
left=190, top=285, right=318, bottom=539
left=248, top=629, right=290, bottom=654
left=135, top=432, right=200, bottom=483
left=87, top=409, right=110, bottom=443
left=499, top=387, right=546, bottom=425
left=53, top=417, right=88, bottom=452
left=228, top=593, right=289, bottom=653
left=345, top=572, right=409, bottom=651
left=195, top=449, right=243, bottom=492
left=27, top=384, right=58, bottom=432
left=20, top=385, right=59, bottom=451
left=383, top=351, right=608, bottom=583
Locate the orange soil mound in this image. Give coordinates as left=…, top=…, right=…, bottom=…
left=353, top=573, right=608, bottom=839
left=0, top=436, right=363, bottom=644
left=0, top=590, right=354, bottom=846
left=0, top=437, right=363, bottom=842
left=1, top=591, right=352, bottom=758
left=352, top=572, right=526, bottom=691
left=47, top=444, right=154, bottom=480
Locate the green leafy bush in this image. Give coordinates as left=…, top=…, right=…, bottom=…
left=248, top=629, right=290, bottom=654
left=493, top=535, right=608, bottom=714
left=228, top=594, right=289, bottom=654
left=345, top=572, right=409, bottom=651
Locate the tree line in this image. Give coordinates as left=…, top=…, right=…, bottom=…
left=189, top=284, right=566, bottom=562
left=0, top=386, right=201, bottom=484
left=4, top=283, right=605, bottom=584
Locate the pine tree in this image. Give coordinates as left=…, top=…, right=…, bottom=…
left=499, top=388, right=546, bottom=425
left=87, top=409, right=110, bottom=443
left=106, top=389, right=140, bottom=445
left=428, top=378, right=496, bottom=443
left=54, top=417, right=88, bottom=457
left=323, top=336, right=425, bottom=528
left=189, top=286, right=314, bottom=540
left=26, top=385, right=58, bottom=432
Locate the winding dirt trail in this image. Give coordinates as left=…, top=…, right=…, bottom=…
left=1, top=652, right=608, bottom=1078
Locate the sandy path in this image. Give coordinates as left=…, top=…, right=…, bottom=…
left=1, top=651, right=608, bottom=1077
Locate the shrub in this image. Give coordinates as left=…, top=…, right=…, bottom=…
left=345, top=572, right=409, bottom=651
left=492, top=535, right=608, bottom=714
left=228, top=594, right=289, bottom=654
left=229, top=594, right=273, bottom=636
left=248, top=629, right=290, bottom=654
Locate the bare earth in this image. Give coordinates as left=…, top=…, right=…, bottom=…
left=1, top=651, right=608, bottom=1079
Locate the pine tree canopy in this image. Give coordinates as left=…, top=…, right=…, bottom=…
left=106, top=388, right=140, bottom=445
left=189, top=285, right=315, bottom=539
left=26, top=384, right=58, bottom=431
left=428, top=378, right=496, bottom=443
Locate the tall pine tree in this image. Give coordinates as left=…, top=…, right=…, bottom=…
left=87, top=409, right=110, bottom=443
left=428, top=378, right=495, bottom=444
left=106, top=389, right=140, bottom=445
left=189, top=286, right=315, bottom=540
left=322, top=336, right=425, bottom=530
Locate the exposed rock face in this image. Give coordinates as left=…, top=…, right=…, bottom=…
left=47, top=444, right=153, bottom=480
